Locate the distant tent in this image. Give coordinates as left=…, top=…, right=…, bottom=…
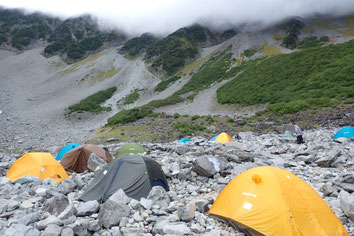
left=210, top=136, right=218, bottom=142
left=6, top=152, right=69, bottom=183
left=215, top=132, right=232, bottom=144
left=333, top=126, right=354, bottom=140
left=60, top=144, right=112, bottom=173
left=115, top=143, right=145, bottom=158
left=282, top=130, right=295, bottom=139
left=56, top=143, right=80, bottom=161
left=178, top=138, right=192, bottom=143
left=209, top=166, right=349, bottom=236
left=80, top=155, right=169, bottom=201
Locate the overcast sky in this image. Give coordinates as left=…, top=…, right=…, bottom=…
left=1, top=0, right=354, bottom=36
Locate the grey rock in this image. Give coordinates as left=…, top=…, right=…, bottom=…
left=338, top=182, right=354, bottom=193
left=120, top=227, right=144, bottom=235
left=147, top=186, right=170, bottom=209
left=129, top=199, right=140, bottom=210
left=111, top=226, right=122, bottom=236
left=140, top=198, right=153, bottom=210
left=195, top=199, right=210, bottom=213
left=0, top=177, right=11, bottom=185
left=72, top=224, right=88, bottom=236
left=320, top=183, right=334, bottom=196
left=76, top=200, right=99, bottom=216
left=58, top=204, right=77, bottom=220
left=88, top=220, right=101, bottom=231
left=4, top=224, right=40, bottom=236
left=18, top=212, right=39, bottom=225
left=44, top=194, right=69, bottom=216
left=87, top=153, right=107, bottom=171
left=177, top=201, right=196, bottom=221
left=43, top=224, right=61, bottom=236
left=14, top=175, right=42, bottom=185
left=271, top=148, right=287, bottom=154
left=59, top=179, right=77, bottom=195
left=98, top=191, right=131, bottom=228
left=162, top=223, right=191, bottom=235
left=192, top=156, right=217, bottom=177
left=108, top=189, right=130, bottom=205
left=60, top=227, right=74, bottom=236
left=36, top=215, right=62, bottom=230
left=339, top=191, right=354, bottom=221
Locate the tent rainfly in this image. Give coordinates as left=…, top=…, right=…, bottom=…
left=209, top=166, right=349, bottom=235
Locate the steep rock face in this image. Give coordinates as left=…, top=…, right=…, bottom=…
left=0, top=8, right=126, bottom=62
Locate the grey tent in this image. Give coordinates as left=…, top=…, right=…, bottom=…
left=80, top=155, right=168, bottom=201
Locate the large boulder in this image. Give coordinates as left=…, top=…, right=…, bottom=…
left=147, top=186, right=170, bottom=209
left=192, top=156, right=219, bottom=177
left=98, top=189, right=131, bottom=228
left=87, top=153, right=107, bottom=171
left=340, top=191, right=354, bottom=221
left=43, top=194, right=69, bottom=216
left=76, top=200, right=100, bottom=216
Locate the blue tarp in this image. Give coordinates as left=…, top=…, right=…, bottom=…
left=56, top=143, right=81, bottom=161
left=178, top=138, right=192, bottom=143
left=210, top=136, right=217, bottom=142
left=333, top=126, right=354, bottom=139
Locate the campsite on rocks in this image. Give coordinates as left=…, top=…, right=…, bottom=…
left=0, top=2, right=353, bottom=235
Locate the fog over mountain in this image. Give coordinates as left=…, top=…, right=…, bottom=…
left=1, top=0, right=354, bottom=35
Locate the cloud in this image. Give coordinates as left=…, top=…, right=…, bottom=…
left=1, top=0, right=354, bottom=36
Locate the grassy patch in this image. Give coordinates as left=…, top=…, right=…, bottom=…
left=339, top=28, right=354, bottom=38
left=217, top=40, right=354, bottom=114
left=243, top=49, right=257, bottom=57
left=97, top=66, right=121, bottom=80
left=123, top=89, right=140, bottom=104
left=68, top=86, right=116, bottom=113
left=107, top=107, right=153, bottom=126
left=260, top=42, right=282, bottom=56
left=273, top=33, right=286, bottom=41
left=155, top=75, right=181, bottom=92
left=62, top=51, right=105, bottom=74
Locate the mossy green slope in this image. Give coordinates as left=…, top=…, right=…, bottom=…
left=217, top=40, right=354, bottom=111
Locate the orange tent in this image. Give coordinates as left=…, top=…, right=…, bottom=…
left=209, top=166, right=349, bottom=236
left=215, top=132, right=232, bottom=144
left=6, top=152, right=69, bottom=183
left=60, top=144, right=112, bottom=173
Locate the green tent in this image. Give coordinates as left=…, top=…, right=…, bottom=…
left=115, top=143, right=145, bottom=158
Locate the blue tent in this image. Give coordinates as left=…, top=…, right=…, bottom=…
left=178, top=138, right=192, bottom=143
left=333, top=127, right=354, bottom=140
left=210, top=136, right=217, bottom=142
left=56, top=143, right=81, bottom=161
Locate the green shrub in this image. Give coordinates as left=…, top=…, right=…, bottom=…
left=155, top=75, right=180, bottom=92
left=107, top=107, right=153, bottom=125
left=227, top=118, right=235, bottom=123
left=244, top=49, right=257, bottom=57
left=218, top=40, right=354, bottom=110
left=123, top=89, right=140, bottom=105
left=68, top=87, right=116, bottom=113
left=191, top=115, right=200, bottom=120
left=267, top=97, right=339, bottom=115
left=172, top=122, right=205, bottom=136
left=173, top=113, right=180, bottom=118
left=147, top=95, right=183, bottom=108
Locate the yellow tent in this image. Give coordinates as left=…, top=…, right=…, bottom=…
left=209, top=166, right=349, bottom=236
left=6, top=152, right=69, bottom=183
left=215, top=132, right=232, bottom=143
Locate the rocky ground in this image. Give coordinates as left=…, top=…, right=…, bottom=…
left=0, top=128, right=353, bottom=235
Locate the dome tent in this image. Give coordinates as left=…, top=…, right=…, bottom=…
left=60, top=144, right=112, bottom=173
left=115, top=143, right=146, bottom=158
left=6, top=152, right=69, bottom=183
left=209, top=166, right=349, bottom=236
left=80, top=155, right=168, bottom=201
left=333, top=126, right=354, bottom=140
left=56, top=143, right=80, bottom=161
left=215, top=132, right=232, bottom=143
left=178, top=138, right=192, bottom=143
